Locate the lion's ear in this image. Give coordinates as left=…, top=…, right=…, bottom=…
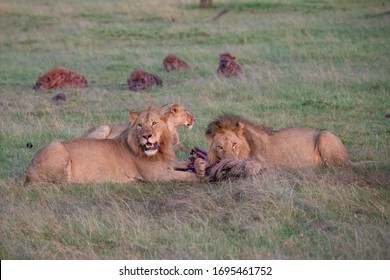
left=129, top=110, right=138, bottom=122
left=170, top=104, right=179, bottom=115
left=234, top=122, right=245, bottom=136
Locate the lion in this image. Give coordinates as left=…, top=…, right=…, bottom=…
left=127, top=69, right=163, bottom=91
left=217, top=53, right=243, bottom=77
left=23, top=106, right=206, bottom=185
left=33, top=66, right=88, bottom=90
left=83, top=103, right=195, bottom=151
left=163, top=54, right=189, bottom=71
left=204, top=113, right=359, bottom=181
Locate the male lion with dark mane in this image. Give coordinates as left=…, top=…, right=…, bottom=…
left=33, top=66, right=88, bottom=90
left=23, top=106, right=205, bottom=185
left=83, top=103, right=195, bottom=151
left=205, top=113, right=360, bottom=181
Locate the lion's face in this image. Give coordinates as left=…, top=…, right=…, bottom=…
left=179, top=109, right=195, bottom=129
left=129, top=108, right=170, bottom=157
left=206, top=121, right=251, bottom=165
left=170, top=104, right=195, bottom=129
left=207, top=130, right=245, bottom=164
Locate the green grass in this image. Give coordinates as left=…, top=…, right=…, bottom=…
left=0, top=0, right=389, bottom=259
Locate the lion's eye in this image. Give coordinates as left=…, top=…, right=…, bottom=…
left=217, top=145, right=223, bottom=151
left=137, top=123, right=142, bottom=128
left=232, top=142, right=237, bottom=149
left=152, top=121, right=157, bottom=126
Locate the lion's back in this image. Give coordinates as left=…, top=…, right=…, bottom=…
left=264, top=128, right=321, bottom=167
left=61, top=138, right=140, bottom=182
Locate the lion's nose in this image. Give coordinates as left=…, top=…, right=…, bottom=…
left=142, top=134, right=152, bottom=140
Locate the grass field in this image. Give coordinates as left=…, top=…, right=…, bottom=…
left=0, top=0, right=389, bottom=259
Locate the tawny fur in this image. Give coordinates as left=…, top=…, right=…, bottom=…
left=217, top=53, right=243, bottom=77
left=205, top=113, right=356, bottom=181
left=33, top=66, right=88, bottom=90
left=127, top=69, right=163, bottom=91
left=163, top=54, right=189, bottom=71
left=83, top=103, right=195, bottom=151
left=23, top=106, right=205, bottom=185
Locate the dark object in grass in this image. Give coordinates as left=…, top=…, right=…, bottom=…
left=310, top=221, right=333, bottom=231
left=26, top=142, right=33, bottom=149
left=52, top=92, right=66, bottom=102
left=385, top=113, right=390, bottom=118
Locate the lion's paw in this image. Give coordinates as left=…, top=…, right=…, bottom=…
left=194, top=158, right=207, bottom=179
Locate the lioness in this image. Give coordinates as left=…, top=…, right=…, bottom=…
left=205, top=113, right=359, bottom=181
left=83, top=103, right=195, bottom=151
left=33, top=66, right=88, bottom=90
left=23, top=106, right=205, bottom=185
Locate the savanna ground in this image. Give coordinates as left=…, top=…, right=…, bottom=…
left=0, top=0, right=389, bottom=259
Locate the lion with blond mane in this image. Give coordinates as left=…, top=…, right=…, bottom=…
left=205, top=113, right=359, bottom=181
left=83, top=103, right=195, bottom=151
left=23, top=106, right=205, bottom=185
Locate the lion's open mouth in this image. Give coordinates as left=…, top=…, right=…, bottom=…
left=143, top=142, right=158, bottom=156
